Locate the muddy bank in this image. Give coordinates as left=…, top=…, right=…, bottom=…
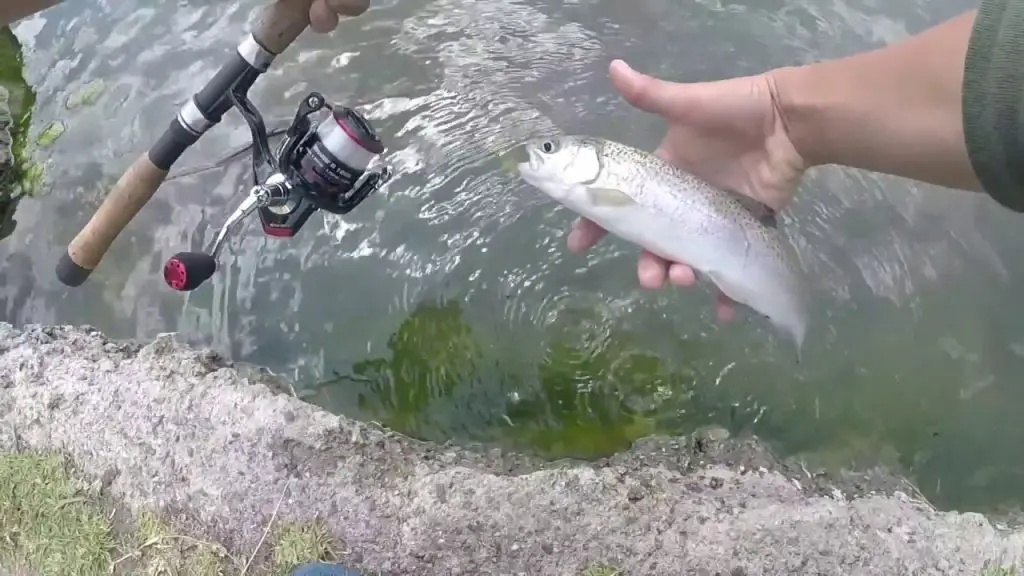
left=0, top=322, right=1020, bottom=575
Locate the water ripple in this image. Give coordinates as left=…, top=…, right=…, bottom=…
left=8, top=0, right=1021, bottom=513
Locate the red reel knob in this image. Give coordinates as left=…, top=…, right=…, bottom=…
left=163, top=252, right=217, bottom=291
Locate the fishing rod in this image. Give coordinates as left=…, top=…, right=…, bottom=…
left=55, top=0, right=392, bottom=292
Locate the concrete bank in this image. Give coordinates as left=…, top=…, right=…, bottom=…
left=0, top=322, right=1021, bottom=575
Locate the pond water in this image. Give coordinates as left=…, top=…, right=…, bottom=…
left=3, top=0, right=1022, bottom=515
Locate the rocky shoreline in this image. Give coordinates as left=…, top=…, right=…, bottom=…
left=0, top=322, right=1021, bottom=575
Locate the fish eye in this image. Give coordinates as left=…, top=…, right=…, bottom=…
left=540, top=140, right=556, bottom=154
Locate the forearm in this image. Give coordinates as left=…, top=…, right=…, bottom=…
left=0, top=0, right=58, bottom=27
left=772, top=11, right=982, bottom=193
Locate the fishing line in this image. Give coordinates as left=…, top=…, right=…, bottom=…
left=164, top=124, right=291, bottom=182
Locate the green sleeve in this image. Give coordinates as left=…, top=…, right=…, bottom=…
left=963, top=0, right=1024, bottom=212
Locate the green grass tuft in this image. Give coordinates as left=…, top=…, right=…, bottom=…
left=272, top=519, right=341, bottom=575
left=583, top=562, right=622, bottom=576
left=0, top=452, right=114, bottom=575
left=0, top=450, right=347, bottom=576
left=119, top=509, right=232, bottom=575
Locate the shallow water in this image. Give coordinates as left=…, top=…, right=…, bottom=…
left=3, top=0, right=1022, bottom=515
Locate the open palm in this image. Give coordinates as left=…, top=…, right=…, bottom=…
left=569, top=60, right=808, bottom=320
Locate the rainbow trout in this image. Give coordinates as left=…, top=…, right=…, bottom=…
left=509, top=135, right=811, bottom=359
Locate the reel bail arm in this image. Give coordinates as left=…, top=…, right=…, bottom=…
left=163, top=175, right=290, bottom=291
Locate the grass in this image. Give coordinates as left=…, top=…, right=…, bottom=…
left=272, top=520, right=341, bottom=574
left=0, top=453, right=112, bottom=575
left=0, top=451, right=343, bottom=576
left=114, top=510, right=231, bottom=575
left=983, top=566, right=1020, bottom=576
left=583, top=563, right=621, bottom=576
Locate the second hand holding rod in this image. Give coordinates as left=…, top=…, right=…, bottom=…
left=54, top=0, right=384, bottom=288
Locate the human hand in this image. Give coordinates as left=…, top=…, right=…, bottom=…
left=570, top=59, right=808, bottom=321
left=309, top=0, right=369, bottom=33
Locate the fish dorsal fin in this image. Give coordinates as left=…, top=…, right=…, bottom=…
left=727, top=190, right=778, bottom=228
left=586, top=186, right=635, bottom=207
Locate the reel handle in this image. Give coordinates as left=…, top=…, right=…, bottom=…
left=164, top=251, right=217, bottom=292
left=54, top=0, right=319, bottom=287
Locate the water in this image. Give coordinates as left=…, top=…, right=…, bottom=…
left=1, top=0, right=1019, bottom=515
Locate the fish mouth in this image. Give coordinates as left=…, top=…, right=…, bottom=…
left=498, top=144, right=533, bottom=175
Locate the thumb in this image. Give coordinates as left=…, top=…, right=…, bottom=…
left=609, top=59, right=731, bottom=121
left=609, top=59, right=692, bottom=117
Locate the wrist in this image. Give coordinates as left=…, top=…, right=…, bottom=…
left=767, top=63, right=840, bottom=170
left=766, top=11, right=982, bottom=192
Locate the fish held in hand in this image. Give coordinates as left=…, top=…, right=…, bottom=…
left=510, top=135, right=811, bottom=359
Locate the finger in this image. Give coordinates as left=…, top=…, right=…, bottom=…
left=609, top=59, right=749, bottom=125
left=637, top=250, right=669, bottom=289
left=567, top=218, right=607, bottom=253
left=609, top=59, right=693, bottom=117
left=326, top=0, right=370, bottom=17
left=309, top=0, right=339, bottom=33
left=715, top=293, right=736, bottom=322
left=667, top=262, right=696, bottom=287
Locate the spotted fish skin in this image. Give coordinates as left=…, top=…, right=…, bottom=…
left=514, top=135, right=810, bottom=358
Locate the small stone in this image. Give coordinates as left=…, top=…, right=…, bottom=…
left=434, top=483, right=448, bottom=503
left=709, top=477, right=724, bottom=490
left=46, top=394, right=64, bottom=411
left=100, top=467, right=119, bottom=490
left=541, top=542, right=554, bottom=555
left=627, top=486, right=645, bottom=502
left=731, top=567, right=747, bottom=576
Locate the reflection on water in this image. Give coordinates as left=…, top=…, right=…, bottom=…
left=2, top=0, right=1023, bottom=515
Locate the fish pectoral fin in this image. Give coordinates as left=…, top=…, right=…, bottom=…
left=727, top=191, right=778, bottom=228
left=586, top=186, right=635, bottom=207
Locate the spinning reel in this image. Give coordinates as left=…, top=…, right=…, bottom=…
left=162, top=88, right=392, bottom=292
left=54, top=8, right=391, bottom=291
